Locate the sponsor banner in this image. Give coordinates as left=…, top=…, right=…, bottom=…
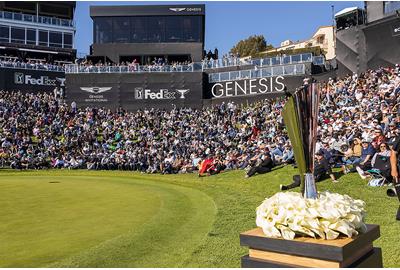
left=207, top=76, right=303, bottom=99
left=169, top=7, right=202, bottom=12
left=0, top=68, right=65, bottom=92
left=66, top=72, right=204, bottom=111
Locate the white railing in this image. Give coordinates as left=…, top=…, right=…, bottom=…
left=208, top=64, right=306, bottom=83
left=0, top=61, right=64, bottom=72
left=0, top=10, right=74, bottom=28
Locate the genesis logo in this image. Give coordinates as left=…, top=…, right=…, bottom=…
left=80, top=87, right=112, bottom=94
left=394, top=27, right=400, bottom=33
left=134, top=88, right=189, bottom=100
left=169, top=7, right=201, bottom=12
left=169, top=7, right=186, bottom=12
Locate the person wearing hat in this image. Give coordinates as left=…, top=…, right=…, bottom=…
left=280, top=151, right=337, bottom=191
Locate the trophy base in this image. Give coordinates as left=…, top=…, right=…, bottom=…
left=239, top=224, right=383, bottom=268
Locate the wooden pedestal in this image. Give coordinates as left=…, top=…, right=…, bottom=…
left=240, top=224, right=383, bottom=268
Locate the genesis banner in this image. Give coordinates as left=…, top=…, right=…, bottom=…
left=65, top=72, right=204, bottom=110
left=0, top=68, right=65, bottom=93
left=206, top=76, right=304, bottom=99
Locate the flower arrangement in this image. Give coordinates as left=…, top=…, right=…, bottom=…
left=256, top=191, right=367, bottom=240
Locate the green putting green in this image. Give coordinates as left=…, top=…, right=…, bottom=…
left=0, top=168, right=399, bottom=267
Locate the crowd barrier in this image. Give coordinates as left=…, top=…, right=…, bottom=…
left=208, top=64, right=306, bottom=83
left=0, top=61, right=65, bottom=72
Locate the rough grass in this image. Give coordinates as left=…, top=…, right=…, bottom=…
left=0, top=167, right=399, bottom=267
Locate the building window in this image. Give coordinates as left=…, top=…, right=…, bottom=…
left=49, top=31, right=62, bottom=47
left=131, top=17, right=147, bottom=43
left=94, top=17, right=112, bottom=43
left=113, top=17, right=130, bottom=43
left=26, top=29, right=36, bottom=45
left=63, top=33, right=73, bottom=48
left=0, top=25, right=9, bottom=43
left=11, top=27, right=25, bottom=44
left=94, top=15, right=203, bottom=44
left=384, top=1, right=400, bottom=14
left=165, top=16, right=183, bottom=42
left=147, top=16, right=165, bottom=42
left=39, top=30, right=48, bottom=46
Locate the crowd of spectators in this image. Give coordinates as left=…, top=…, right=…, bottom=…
left=201, top=52, right=249, bottom=69
left=77, top=57, right=194, bottom=73
left=0, top=66, right=399, bottom=184
left=0, top=55, right=68, bottom=71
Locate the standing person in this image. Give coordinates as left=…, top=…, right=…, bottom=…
left=280, top=151, right=338, bottom=191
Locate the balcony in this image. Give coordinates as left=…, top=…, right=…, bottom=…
left=0, top=10, right=74, bottom=28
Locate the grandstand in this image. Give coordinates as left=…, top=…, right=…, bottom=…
left=0, top=1, right=74, bottom=93
left=0, top=1, right=76, bottom=63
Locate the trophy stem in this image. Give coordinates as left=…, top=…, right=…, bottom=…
left=303, top=173, right=318, bottom=199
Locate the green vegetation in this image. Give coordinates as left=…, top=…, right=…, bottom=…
left=0, top=168, right=399, bottom=267
left=230, top=35, right=273, bottom=58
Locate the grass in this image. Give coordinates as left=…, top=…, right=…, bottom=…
left=0, top=167, right=399, bottom=267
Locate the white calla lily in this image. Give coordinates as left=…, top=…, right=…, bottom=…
left=256, top=191, right=367, bottom=240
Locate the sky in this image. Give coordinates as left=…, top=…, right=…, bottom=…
left=74, top=1, right=364, bottom=56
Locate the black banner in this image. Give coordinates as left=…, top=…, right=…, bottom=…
left=0, top=67, right=65, bottom=93
left=65, top=72, right=204, bottom=110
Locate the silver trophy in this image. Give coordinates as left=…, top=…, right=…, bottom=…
left=282, top=81, right=320, bottom=199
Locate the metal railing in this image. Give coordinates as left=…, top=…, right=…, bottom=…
left=65, top=63, right=199, bottom=73
left=0, top=10, right=74, bottom=28
left=203, top=53, right=316, bottom=70
left=208, top=64, right=306, bottom=83
left=65, top=56, right=323, bottom=75
left=0, top=61, right=65, bottom=72
left=312, top=55, right=325, bottom=65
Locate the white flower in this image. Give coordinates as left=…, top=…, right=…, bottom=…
left=256, top=191, right=367, bottom=240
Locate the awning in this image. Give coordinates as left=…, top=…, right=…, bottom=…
left=335, top=7, right=358, bottom=18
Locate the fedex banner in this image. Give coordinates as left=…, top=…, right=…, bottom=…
left=65, top=72, right=204, bottom=110
left=0, top=68, right=65, bottom=92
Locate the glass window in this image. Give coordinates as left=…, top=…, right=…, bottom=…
left=26, top=29, right=36, bottom=45
left=49, top=31, right=62, bottom=47
left=165, top=16, right=183, bottom=42
left=63, top=33, right=73, bottom=48
left=384, top=1, right=400, bottom=14
left=93, top=15, right=203, bottom=44
left=182, top=16, right=202, bottom=42
left=94, top=17, right=112, bottom=43
left=39, top=30, right=48, bottom=46
left=131, top=17, right=147, bottom=42
left=11, top=27, right=25, bottom=44
left=147, top=16, right=165, bottom=42
left=113, top=17, right=130, bottom=43
left=0, top=25, right=9, bottom=43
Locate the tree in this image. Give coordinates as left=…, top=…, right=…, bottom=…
left=230, top=35, right=273, bottom=58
